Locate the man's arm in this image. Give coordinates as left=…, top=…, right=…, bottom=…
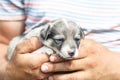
left=0, top=21, right=25, bottom=79
left=0, top=21, right=50, bottom=80
left=0, top=21, right=25, bottom=44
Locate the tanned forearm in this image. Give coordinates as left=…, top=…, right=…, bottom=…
left=0, top=21, right=25, bottom=80
left=0, top=43, right=8, bottom=80
left=0, top=21, right=25, bottom=44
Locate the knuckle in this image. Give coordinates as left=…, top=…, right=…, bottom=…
left=29, top=63, right=39, bottom=70
left=63, top=61, right=73, bottom=70
left=85, top=59, right=97, bottom=68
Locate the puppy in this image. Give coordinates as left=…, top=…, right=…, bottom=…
left=7, top=18, right=85, bottom=60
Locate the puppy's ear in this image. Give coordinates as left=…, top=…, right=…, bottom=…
left=40, top=25, right=51, bottom=40
left=80, top=27, right=85, bottom=39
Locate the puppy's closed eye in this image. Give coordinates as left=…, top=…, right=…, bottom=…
left=75, top=37, right=80, bottom=42
left=54, top=38, right=65, bottom=46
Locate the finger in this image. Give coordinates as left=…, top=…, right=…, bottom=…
left=37, top=73, right=50, bottom=80
left=15, top=52, right=49, bottom=69
left=78, top=39, right=99, bottom=58
left=15, top=37, right=43, bottom=54
left=17, top=53, right=50, bottom=79
left=50, top=54, right=64, bottom=62
left=41, top=58, right=91, bottom=73
left=29, top=53, right=50, bottom=69
left=48, top=71, right=91, bottom=80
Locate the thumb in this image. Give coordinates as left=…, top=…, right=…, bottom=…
left=14, top=37, right=43, bottom=54
left=78, top=39, right=97, bottom=58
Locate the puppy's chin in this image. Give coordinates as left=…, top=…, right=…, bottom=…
left=60, top=49, right=79, bottom=59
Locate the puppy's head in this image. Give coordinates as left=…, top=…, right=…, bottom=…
left=40, top=19, right=85, bottom=59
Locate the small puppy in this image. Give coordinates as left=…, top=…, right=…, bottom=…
left=7, top=19, right=85, bottom=60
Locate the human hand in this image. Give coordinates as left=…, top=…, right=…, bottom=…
left=5, top=37, right=50, bottom=80
left=41, top=39, right=120, bottom=80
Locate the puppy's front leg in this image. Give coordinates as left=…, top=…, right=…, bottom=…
left=32, top=46, right=54, bottom=55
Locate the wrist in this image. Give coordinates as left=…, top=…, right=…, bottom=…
left=4, top=61, right=29, bottom=80
left=4, top=61, right=24, bottom=80
left=1, top=59, right=24, bottom=80
left=0, top=59, right=8, bottom=80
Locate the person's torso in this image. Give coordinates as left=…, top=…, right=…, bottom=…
left=24, top=0, right=120, bottom=52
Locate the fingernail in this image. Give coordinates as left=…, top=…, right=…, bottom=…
left=41, top=64, right=48, bottom=72
left=50, top=56, right=56, bottom=62
left=48, top=76, right=54, bottom=80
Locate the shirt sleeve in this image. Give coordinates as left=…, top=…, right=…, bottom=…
left=0, top=0, right=25, bottom=21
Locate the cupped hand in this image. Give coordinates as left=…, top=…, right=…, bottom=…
left=5, top=37, right=50, bottom=80
left=41, top=39, right=120, bottom=80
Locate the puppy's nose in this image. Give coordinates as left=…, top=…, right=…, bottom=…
left=68, top=52, right=75, bottom=57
